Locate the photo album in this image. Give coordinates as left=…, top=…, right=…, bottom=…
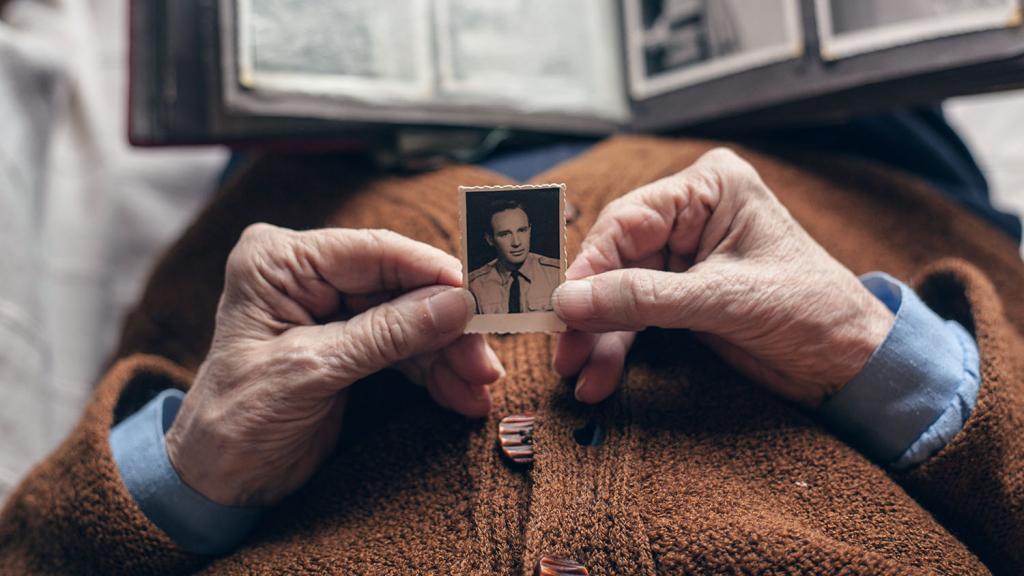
left=130, top=0, right=1024, bottom=145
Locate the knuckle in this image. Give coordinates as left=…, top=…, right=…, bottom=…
left=239, top=222, right=278, bottom=245
left=619, top=271, right=659, bottom=323
left=703, top=147, right=754, bottom=181
left=362, top=229, right=403, bottom=273
left=590, top=195, right=637, bottom=237
left=590, top=233, right=623, bottom=270
left=635, top=272, right=660, bottom=308
left=225, top=244, right=254, bottom=281
left=228, top=223, right=281, bottom=274
left=235, top=342, right=323, bottom=396
left=599, top=193, right=629, bottom=216
left=271, top=339, right=323, bottom=377
left=321, top=330, right=358, bottom=378
left=364, top=228, right=402, bottom=248
left=294, top=226, right=334, bottom=254
left=704, top=146, right=742, bottom=165
left=692, top=147, right=768, bottom=202
left=367, top=305, right=413, bottom=362
left=688, top=163, right=726, bottom=203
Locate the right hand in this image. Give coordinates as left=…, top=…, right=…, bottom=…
left=165, top=225, right=504, bottom=507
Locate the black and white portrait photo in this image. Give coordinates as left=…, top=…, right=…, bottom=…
left=460, top=184, right=566, bottom=334
left=625, top=0, right=802, bottom=99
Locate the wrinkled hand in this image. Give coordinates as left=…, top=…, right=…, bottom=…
left=552, top=148, right=894, bottom=408
left=166, top=225, right=503, bottom=506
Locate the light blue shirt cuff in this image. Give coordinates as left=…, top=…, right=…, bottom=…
left=819, top=272, right=980, bottom=470
left=110, top=389, right=263, bottom=555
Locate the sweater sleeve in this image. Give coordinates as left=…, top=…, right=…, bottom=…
left=0, top=355, right=209, bottom=575
left=111, top=389, right=263, bottom=555
left=893, top=259, right=1024, bottom=574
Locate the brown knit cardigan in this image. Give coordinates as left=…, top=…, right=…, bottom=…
left=1, top=137, right=1022, bottom=575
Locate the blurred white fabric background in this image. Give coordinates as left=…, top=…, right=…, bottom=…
left=0, top=0, right=227, bottom=499
left=946, top=94, right=1024, bottom=239
left=0, top=0, right=1021, bottom=501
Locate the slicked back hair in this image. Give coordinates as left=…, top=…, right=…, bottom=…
left=486, top=199, right=528, bottom=237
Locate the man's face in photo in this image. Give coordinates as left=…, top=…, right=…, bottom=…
left=487, top=207, right=531, bottom=267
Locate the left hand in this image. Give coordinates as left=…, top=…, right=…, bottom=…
left=551, top=148, right=893, bottom=408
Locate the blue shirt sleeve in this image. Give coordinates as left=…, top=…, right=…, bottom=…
left=109, top=388, right=263, bottom=555
left=819, top=272, right=981, bottom=469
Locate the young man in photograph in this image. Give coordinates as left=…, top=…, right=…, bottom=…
left=468, top=199, right=560, bottom=314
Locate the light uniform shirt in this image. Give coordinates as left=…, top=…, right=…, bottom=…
left=468, top=252, right=561, bottom=314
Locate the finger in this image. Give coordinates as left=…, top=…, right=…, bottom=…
left=568, top=188, right=676, bottom=280
left=568, top=148, right=746, bottom=280
left=553, top=268, right=724, bottom=333
left=574, top=331, right=634, bottom=404
left=442, top=335, right=505, bottom=385
left=301, top=285, right=476, bottom=388
left=394, top=335, right=503, bottom=391
left=229, top=225, right=463, bottom=320
left=427, top=361, right=492, bottom=418
left=303, top=228, right=463, bottom=293
left=553, top=330, right=597, bottom=378
left=424, top=361, right=455, bottom=410
left=554, top=329, right=634, bottom=382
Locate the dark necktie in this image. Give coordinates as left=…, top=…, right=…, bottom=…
left=508, top=270, right=521, bottom=313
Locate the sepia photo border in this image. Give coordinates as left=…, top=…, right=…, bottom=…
left=815, top=0, right=1023, bottom=60
left=625, top=0, right=805, bottom=100
left=459, top=183, right=567, bottom=334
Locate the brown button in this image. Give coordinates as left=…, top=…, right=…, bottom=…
left=498, top=414, right=535, bottom=464
left=534, top=556, right=588, bottom=576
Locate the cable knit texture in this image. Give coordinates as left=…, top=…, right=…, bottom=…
left=1, top=136, right=1022, bottom=575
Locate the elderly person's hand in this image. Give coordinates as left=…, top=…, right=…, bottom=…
left=165, top=225, right=503, bottom=507
left=553, top=148, right=894, bottom=408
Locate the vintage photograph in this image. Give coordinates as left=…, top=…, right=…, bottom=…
left=236, top=0, right=434, bottom=102
left=625, top=0, right=803, bottom=100
left=460, top=184, right=566, bottom=334
left=817, top=0, right=1021, bottom=59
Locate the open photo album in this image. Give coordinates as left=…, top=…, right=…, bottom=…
left=130, top=0, right=1024, bottom=145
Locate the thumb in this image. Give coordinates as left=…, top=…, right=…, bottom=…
left=300, top=286, right=475, bottom=388
left=552, top=268, right=722, bottom=333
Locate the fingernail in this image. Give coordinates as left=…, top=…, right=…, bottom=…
left=553, top=280, right=594, bottom=321
left=574, top=375, right=589, bottom=400
left=427, top=288, right=474, bottom=333
left=564, top=200, right=580, bottom=224
left=484, top=343, right=506, bottom=379
left=470, top=383, right=490, bottom=402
